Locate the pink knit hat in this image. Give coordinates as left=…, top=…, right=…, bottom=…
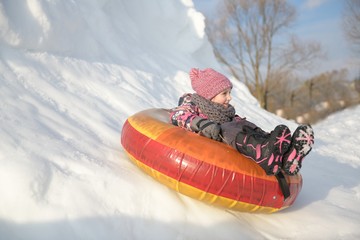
left=190, top=68, right=233, bottom=100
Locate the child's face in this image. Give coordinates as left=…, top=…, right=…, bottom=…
left=211, top=88, right=232, bottom=108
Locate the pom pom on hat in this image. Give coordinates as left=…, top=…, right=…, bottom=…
left=190, top=68, right=233, bottom=100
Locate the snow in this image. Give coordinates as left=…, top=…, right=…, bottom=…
left=0, top=0, right=359, bottom=239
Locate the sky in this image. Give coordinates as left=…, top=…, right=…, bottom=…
left=0, top=0, right=360, bottom=239
left=192, top=0, right=359, bottom=79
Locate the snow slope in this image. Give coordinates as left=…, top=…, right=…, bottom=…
left=0, top=0, right=359, bottom=239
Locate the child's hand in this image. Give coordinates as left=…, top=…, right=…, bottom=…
left=201, top=122, right=221, bottom=141
left=190, top=117, right=221, bottom=141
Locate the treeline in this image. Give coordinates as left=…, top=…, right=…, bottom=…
left=265, top=70, right=360, bottom=124
left=204, top=0, right=360, bottom=124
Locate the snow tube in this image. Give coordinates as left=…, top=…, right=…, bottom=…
left=121, top=108, right=302, bottom=213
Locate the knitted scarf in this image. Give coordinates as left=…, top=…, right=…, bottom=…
left=191, top=94, right=236, bottom=124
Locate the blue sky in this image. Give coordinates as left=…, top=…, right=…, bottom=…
left=192, top=0, right=359, bottom=79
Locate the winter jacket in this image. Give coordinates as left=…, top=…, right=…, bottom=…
left=170, top=93, right=260, bottom=146
left=170, top=93, right=208, bottom=131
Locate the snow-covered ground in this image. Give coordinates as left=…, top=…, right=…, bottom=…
left=1, top=0, right=359, bottom=239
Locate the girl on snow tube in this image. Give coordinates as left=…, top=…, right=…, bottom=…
left=169, top=68, right=314, bottom=176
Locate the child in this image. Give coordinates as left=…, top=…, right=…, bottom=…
left=170, top=68, right=314, bottom=175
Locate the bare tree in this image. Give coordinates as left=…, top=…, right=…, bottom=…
left=206, top=0, right=323, bottom=109
left=343, top=0, right=360, bottom=53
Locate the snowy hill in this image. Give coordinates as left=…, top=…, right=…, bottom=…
left=0, top=0, right=359, bottom=239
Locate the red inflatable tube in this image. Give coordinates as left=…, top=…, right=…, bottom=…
left=121, top=108, right=302, bottom=213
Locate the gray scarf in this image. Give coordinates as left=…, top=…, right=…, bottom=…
left=191, top=94, right=236, bottom=124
